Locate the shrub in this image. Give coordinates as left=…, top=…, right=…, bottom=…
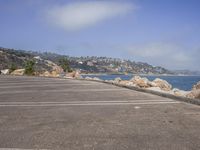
left=24, top=60, right=35, bottom=75
left=59, top=58, right=72, bottom=72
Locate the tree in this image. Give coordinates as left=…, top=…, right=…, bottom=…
left=24, top=60, right=35, bottom=75
left=59, top=58, right=72, bottom=72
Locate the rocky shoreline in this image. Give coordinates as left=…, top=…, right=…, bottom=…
left=1, top=67, right=200, bottom=100
left=84, top=75, right=200, bottom=100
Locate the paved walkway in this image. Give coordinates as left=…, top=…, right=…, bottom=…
left=0, top=75, right=200, bottom=150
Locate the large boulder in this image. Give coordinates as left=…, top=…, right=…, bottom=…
left=92, top=77, right=102, bottom=81
left=187, top=90, right=200, bottom=99
left=45, top=60, right=63, bottom=74
left=147, top=87, right=164, bottom=92
left=192, top=81, right=200, bottom=90
left=113, top=77, right=122, bottom=84
left=130, top=76, right=151, bottom=88
left=151, top=78, right=172, bottom=91
left=39, top=71, right=51, bottom=77
left=74, top=71, right=81, bottom=79
left=11, top=69, right=25, bottom=76
left=119, top=80, right=134, bottom=86
left=1, top=69, right=9, bottom=75
left=186, top=81, right=200, bottom=99
left=50, top=71, right=60, bottom=77
left=65, top=71, right=81, bottom=79
left=33, top=71, right=40, bottom=76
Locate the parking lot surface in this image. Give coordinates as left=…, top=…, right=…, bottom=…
left=0, top=75, right=200, bottom=150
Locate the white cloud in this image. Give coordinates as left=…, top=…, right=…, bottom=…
left=126, top=43, right=199, bottom=70
left=45, top=1, right=134, bottom=31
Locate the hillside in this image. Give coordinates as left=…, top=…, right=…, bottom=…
left=0, top=47, right=173, bottom=74
left=173, top=70, right=200, bottom=76
left=0, top=48, right=53, bottom=72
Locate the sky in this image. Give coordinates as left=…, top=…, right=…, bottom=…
left=0, top=0, right=200, bottom=71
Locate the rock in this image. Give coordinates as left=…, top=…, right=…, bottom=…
left=126, top=82, right=136, bottom=86
left=187, top=89, right=200, bottom=99
left=50, top=71, right=60, bottom=77
left=65, top=71, right=80, bottom=79
left=148, top=81, right=157, bottom=87
left=34, top=56, right=42, bottom=60
left=11, top=69, right=25, bottom=76
left=151, top=78, right=172, bottom=91
left=85, top=77, right=93, bottom=80
left=147, top=87, right=163, bottom=92
left=40, top=71, right=51, bottom=77
left=65, top=72, right=75, bottom=78
left=93, top=77, right=102, bottom=81
left=186, top=81, right=200, bottom=99
left=105, top=80, right=113, bottom=83
left=147, top=87, right=189, bottom=97
left=113, top=77, right=122, bottom=84
left=130, top=76, right=172, bottom=90
left=33, top=72, right=40, bottom=76
left=45, top=60, right=63, bottom=74
left=119, top=80, right=129, bottom=85
left=130, top=76, right=151, bottom=88
left=172, top=88, right=189, bottom=97
left=74, top=71, right=81, bottom=79
left=119, top=80, right=135, bottom=86
left=192, top=81, right=200, bottom=90
left=130, top=75, right=140, bottom=82
left=1, top=69, right=9, bottom=75
left=147, top=87, right=173, bottom=94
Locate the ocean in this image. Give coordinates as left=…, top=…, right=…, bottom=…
left=82, top=74, right=200, bottom=91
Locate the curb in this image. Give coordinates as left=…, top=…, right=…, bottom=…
left=78, top=78, right=200, bottom=106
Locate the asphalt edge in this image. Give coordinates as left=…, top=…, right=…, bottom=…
left=77, top=78, right=200, bottom=106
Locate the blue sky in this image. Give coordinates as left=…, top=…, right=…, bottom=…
left=0, top=0, right=200, bottom=71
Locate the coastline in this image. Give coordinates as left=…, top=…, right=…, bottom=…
left=78, top=76, right=200, bottom=106
left=81, top=74, right=200, bottom=91
left=80, top=73, right=200, bottom=77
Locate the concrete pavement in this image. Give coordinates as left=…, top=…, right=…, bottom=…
left=0, top=75, right=200, bottom=150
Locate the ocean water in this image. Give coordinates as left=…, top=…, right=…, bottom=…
left=82, top=74, right=200, bottom=91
